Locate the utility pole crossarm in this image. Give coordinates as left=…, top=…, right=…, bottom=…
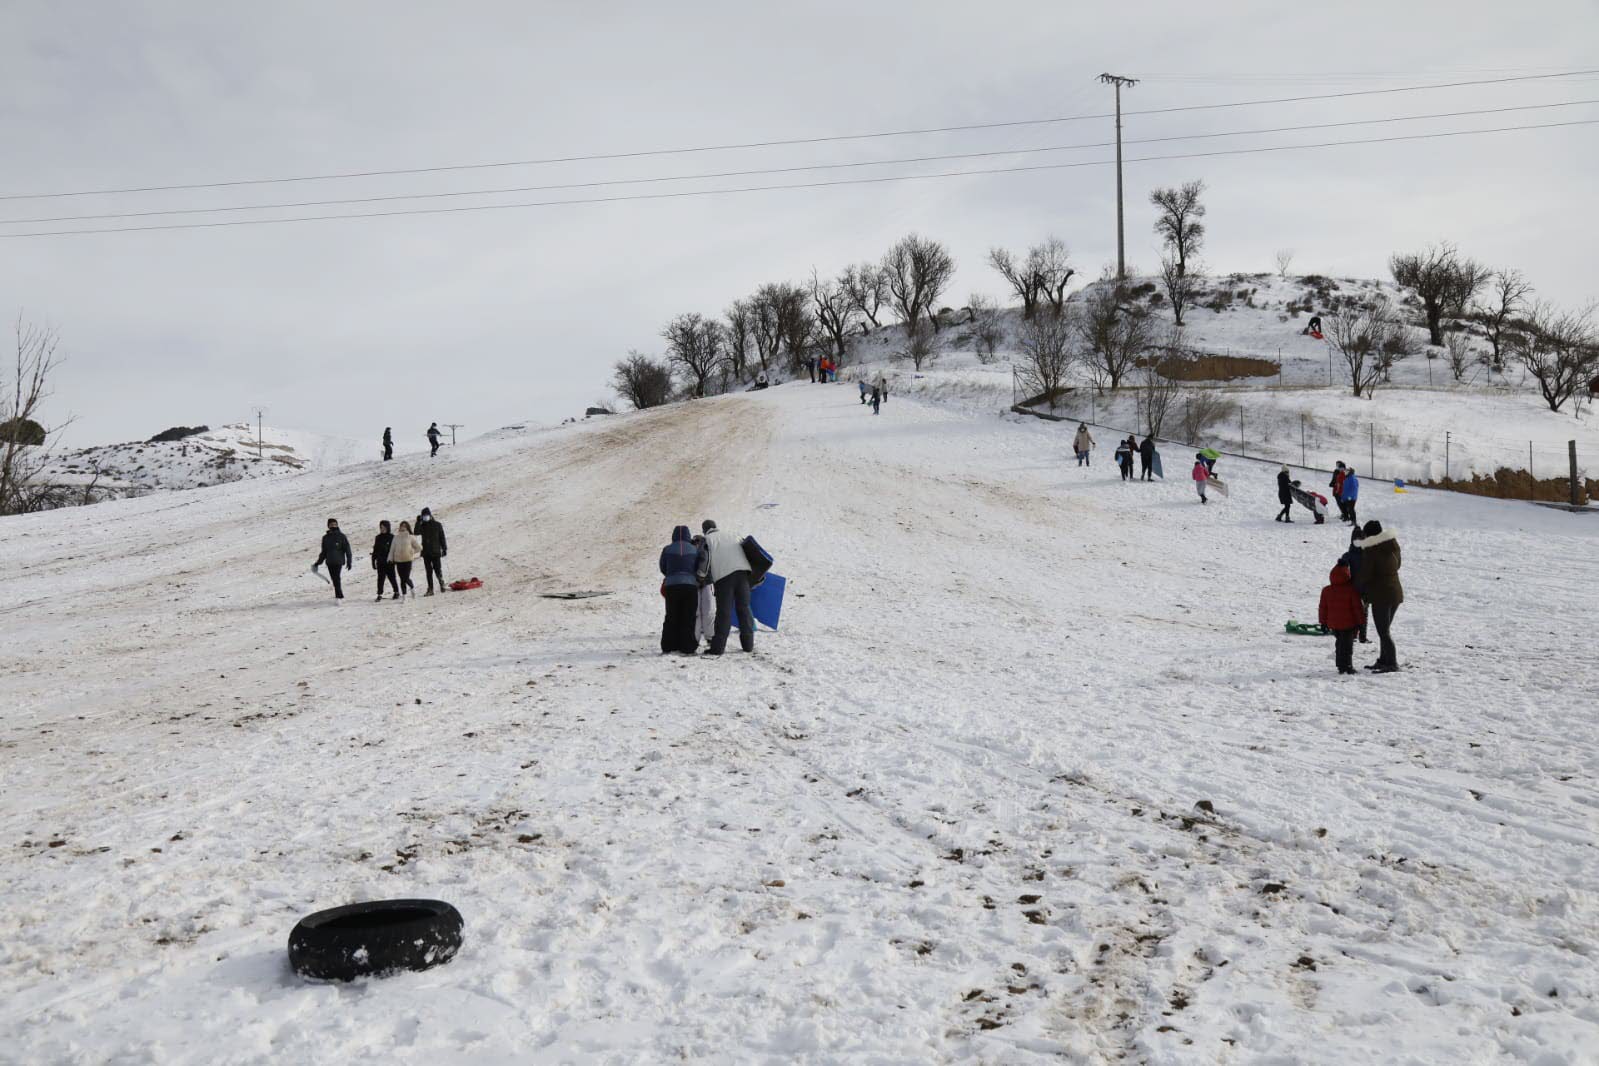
left=443, top=423, right=465, bottom=447
left=1098, top=72, right=1139, bottom=282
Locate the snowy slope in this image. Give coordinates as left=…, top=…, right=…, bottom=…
left=42, top=421, right=380, bottom=499
left=2, top=385, right=1597, bottom=1064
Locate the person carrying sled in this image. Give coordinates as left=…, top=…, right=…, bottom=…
left=413, top=507, right=448, bottom=595
left=1192, top=453, right=1211, bottom=504
left=427, top=422, right=442, bottom=458
left=1289, top=480, right=1327, bottom=524
left=1318, top=562, right=1366, bottom=675
left=1073, top=424, right=1095, bottom=467
left=701, top=519, right=756, bottom=655
left=1115, top=437, right=1135, bottom=481
left=388, top=520, right=421, bottom=598
left=1139, top=434, right=1156, bottom=480
left=1353, top=520, right=1402, bottom=672
left=1338, top=467, right=1361, bottom=527
left=382, top=427, right=394, bottom=461
left=1199, top=447, right=1220, bottom=475
left=372, top=520, right=400, bottom=601
left=314, top=518, right=353, bottom=601
left=658, top=525, right=703, bottom=654
left=1276, top=465, right=1294, bottom=522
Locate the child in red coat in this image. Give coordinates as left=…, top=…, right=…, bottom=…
left=1318, top=563, right=1367, bottom=675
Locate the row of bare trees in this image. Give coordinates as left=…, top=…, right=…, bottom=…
left=611, top=233, right=960, bottom=408
left=1014, top=284, right=1159, bottom=404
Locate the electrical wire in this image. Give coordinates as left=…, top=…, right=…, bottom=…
left=3, top=118, right=1592, bottom=239
left=4, top=99, right=1593, bottom=226
left=2, top=69, right=1594, bottom=202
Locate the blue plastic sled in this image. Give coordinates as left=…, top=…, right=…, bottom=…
left=749, top=573, right=786, bottom=631
left=1151, top=451, right=1164, bottom=479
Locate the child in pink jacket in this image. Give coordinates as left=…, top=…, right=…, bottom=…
left=1192, top=454, right=1210, bottom=504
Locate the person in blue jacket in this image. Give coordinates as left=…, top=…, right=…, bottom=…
left=1338, top=467, right=1361, bottom=527
left=659, top=525, right=704, bottom=654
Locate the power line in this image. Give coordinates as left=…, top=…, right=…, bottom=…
left=5, top=99, right=1593, bottom=227
left=3, top=118, right=1592, bottom=240
left=2, top=69, right=1594, bottom=203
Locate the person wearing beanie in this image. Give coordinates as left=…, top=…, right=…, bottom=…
left=1353, top=519, right=1402, bottom=672
left=1276, top=465, right=1294, bottom=522
left=414, top=507, right=448, bottom=595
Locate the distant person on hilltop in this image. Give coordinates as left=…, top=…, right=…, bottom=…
left=427, top=423, right=442, bottom=458
left=388, top=520, right=421, bottom=598
left=414, top=507, right=448, bottom=595
left=313, top=518, right=353, bottom=602
left=371, top=520, right=400, bottom=601
left=382, top=427, right=394, bottom=461
left=1073, top=424, right=1095, bottom=467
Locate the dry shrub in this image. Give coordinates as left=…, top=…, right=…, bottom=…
left=1412, top=468, right=1594, bottom=504
left=1135, top=353, right=1279, bottom=381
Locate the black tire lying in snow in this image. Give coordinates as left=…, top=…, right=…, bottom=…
left=288, top=899, right=463, bottom=981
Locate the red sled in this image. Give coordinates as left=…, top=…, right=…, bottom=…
left=449, top=577, right=483, bottom=591
left=1310, top=330, right=1323, bottom=340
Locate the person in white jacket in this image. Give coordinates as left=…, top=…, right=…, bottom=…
left=388, top=520, right=423, bottom=599
left=700, top=519, right=755, bottom=655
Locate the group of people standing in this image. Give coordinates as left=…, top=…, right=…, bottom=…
left=808, top=356, right=839, bottom=383
left=659, top=520, right=760, bottom=656
left=314, top=508, right=449, bottom=602
left=1318, top=521, right=1403, bottom=674
left=856, top=373, right=889, bottom=414
left=1329, top=462, right=1361, bottom=525
left=380, top=424, right=445, bottom=461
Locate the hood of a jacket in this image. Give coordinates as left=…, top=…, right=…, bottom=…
left=1328, top=565, right=1352, bottom=586
left=671, top=525, right=692, bottom=544
left=1354, top=527, right=1396, bottom=549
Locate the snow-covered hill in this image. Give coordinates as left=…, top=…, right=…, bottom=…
left=2, top=385, right=1595, bottom=1063
left=43, top=421, right=379, bottom=499
left=833, top=274, right=1597, bottom=490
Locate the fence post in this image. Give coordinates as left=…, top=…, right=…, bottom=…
left=1572, top=440, right=1582, bottom=506
left=1300, top=414, right=1306, bottom=467
left=1529, top=442, right=1535, bottom=500
left=1327, top=346, right=1332, bottom=387
left=1445, top=431, right=1450, bottom=483
left=1239, top=404, right=1245, bottom=456
left=1369, top=423, right=1375, bottom=482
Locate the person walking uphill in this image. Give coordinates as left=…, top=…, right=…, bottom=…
left=382, top=427, right=394, bottom=461
left=1073, top=424, right=1095, bottom=467
left=1276, top=465, right=1295, bottom=522
left=1115, top=437, right=1135, bottom=480
left=314, top=518, right=353, bottom=601
left=1354, top=520, right=1403, bottom=672
left=388, top=520, right=421, bottom=598
left=1139, top=434, right=1156, bottom=480
left=427, top=422, right=442, bottom=458
left=415, top=507, right=448, bottom=595
left=1318, top=563, right=1366, bottom=674
left=701, top=519, right=756, bottom=655
left=372, top=520, right=400, bottom=601
left=658, top=526, right=703, bottom=654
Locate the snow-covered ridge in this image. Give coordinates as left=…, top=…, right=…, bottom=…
left=44, top=421, right=373, bottom=498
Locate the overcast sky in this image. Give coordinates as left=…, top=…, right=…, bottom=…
left=4, top=1, right=1596, bottom=447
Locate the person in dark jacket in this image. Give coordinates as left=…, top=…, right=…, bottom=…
left=382, top=427, right=394, bottom=461
left=1275, top=465, right=1294, bottom=522
left=372, top=520, right=399, bottom=601
left=1138, top=435, right=1156, bottom=480
left=1318, top=563, right=1366, bottom=674
left=658, top=525, right=703, bottom=654
left=314, top=518, right=353, bottom=601
left=1338, top=530, right=1371, bottom=644
left=1115, top=437, right=1135, bottom=480
left=1330, top=462, right=1350, bottom=522
left=1354, top=520, right=1402, bottom=672
left=415, top=507, right=448, bottom=595
left=427, top=422, right=442, bottom=457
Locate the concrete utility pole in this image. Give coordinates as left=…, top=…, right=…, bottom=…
left=249, top=405, right=268, bottom=460
left=1098, top=72, right=1138, bottom=280
left=444, top=423, right=464, bottom=447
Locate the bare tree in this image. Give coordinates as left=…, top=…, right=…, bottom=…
left=1472, top=268, right=1533, bottom=371
left=882, top=234, right=955, bottom=333
left=1078, top=285, right=1153, bottom=391
left=1140, top=325, right=1186, bottom=437
left=809, top=269, right=859, bottom=363
left=723, top=300, right=753, bottom=381
left=988, top=246, right=1043, bottom=319
left=1274, top=249, right=1295, bottom=278
left=1514, top=302, right=1598, bottom=412
left=1323, top=296, right=1402, bottom=398
left=1444, top=330, right=1474, bottom=382
left=1389, top=242, right=1489, bottom=346
left=1034, top=237, right=1076, bottom=315
left=1015, top=305, right=1078, bottom=406
left=1, top=318, right=69, bottom=517
left=900, top=317, right=937, bottom=370
left=611, top=350, right=675, bottom=410
left=967, top=293, right=1004, bottom=364
left=840, top=262, right=889, bottom=332
left=661, top=313, right=723, bottom=398
left=1158, top=254, right=1201, bottom=327
left=1150, top=180, right=1206, bottom=276
left=1176, top=388, right=1229, bottom=446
